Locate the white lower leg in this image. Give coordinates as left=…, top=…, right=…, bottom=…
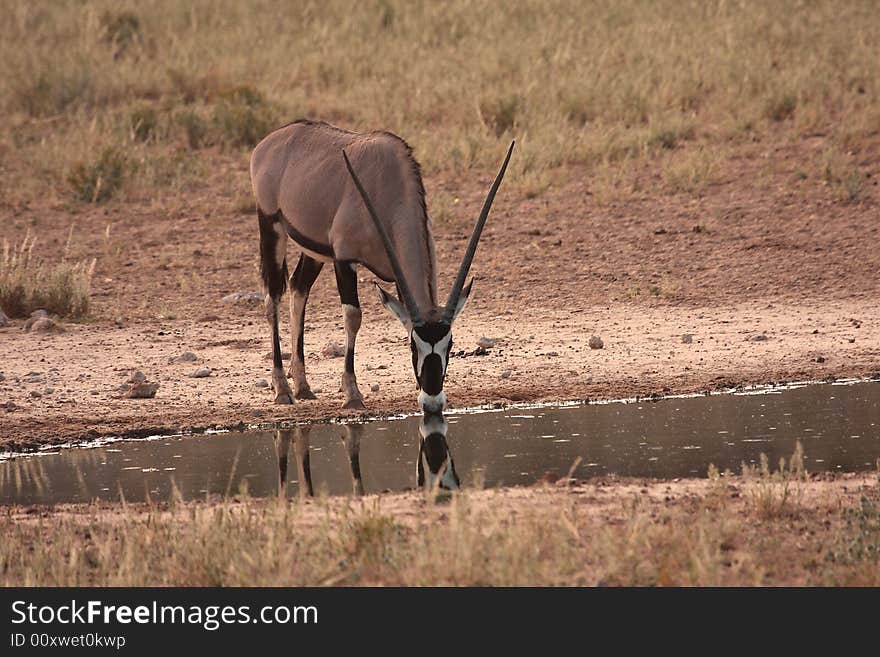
left=266, top=295, right=293, bottom=404
left=288, top=292, right=312, bottom=397
left=341, top=304, right=363, bottom=407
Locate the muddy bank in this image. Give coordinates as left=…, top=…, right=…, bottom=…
left=1, top=298, right=878, bottom=452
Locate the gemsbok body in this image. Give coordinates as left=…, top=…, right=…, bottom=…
left=250, top=119, right=513, bottom=487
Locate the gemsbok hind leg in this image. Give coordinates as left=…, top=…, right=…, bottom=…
left=288, top=253, right=324, bottom=399
left=334, top=261, right=365, bottom=409
left=258, top=209, right=294, bottom=404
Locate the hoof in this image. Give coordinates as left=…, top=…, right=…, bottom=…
left=295, top=388, right=317, bottom=400
left=274, top=391, right=295, bottom=405
left=342, top=398, right=366, bottom=410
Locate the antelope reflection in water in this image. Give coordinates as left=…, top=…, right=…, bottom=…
left=274, top=418, right=459, bottom=497
left=274, top=424, right=364, bottom=498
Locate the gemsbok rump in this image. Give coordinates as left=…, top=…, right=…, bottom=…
left=251, top=120, right=513, bottom=486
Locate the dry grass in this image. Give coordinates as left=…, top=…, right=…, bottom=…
left=0, top=0, right=878, bottom=207
left=2, top=467, right=878, bottom=586
left=0, top=234, right=95, bottom=318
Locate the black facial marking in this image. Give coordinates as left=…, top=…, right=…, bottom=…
left=410, top=340, right=419, bottom=384
left=417, top=433, right=459, bottom=489
left=413, top=322, right=451, bottom=343
left=420, top=353, right=444, bottom=395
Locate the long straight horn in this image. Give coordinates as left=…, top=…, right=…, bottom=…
left=444, top=140, right=514, bottom=322
left=343, top=149, right=423, bottom=325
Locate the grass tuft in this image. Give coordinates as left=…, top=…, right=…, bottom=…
left=0, top=234, right=95, bottom=319
left=68, top=147, right=128, bottom=203
left=212, top=85, right=276, bottom=147
left=742, top=442, right=806, bottom=519
left=99, top=10, right=143, bottom=54
left=764, top=92, right=797, bottom=122
left=129, top=106, right=159, bottom=142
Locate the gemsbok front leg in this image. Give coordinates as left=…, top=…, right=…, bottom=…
left=334, top=261, right=365, bottom=409
left=258, top=208, right=295, bottom=405
left=288, top=253, right=324, bottom=399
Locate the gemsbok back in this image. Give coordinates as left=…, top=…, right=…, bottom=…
left=250, top=120, right=513, bottom=487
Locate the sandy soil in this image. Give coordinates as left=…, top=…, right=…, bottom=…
left=1, top=138, right=879, bottom=451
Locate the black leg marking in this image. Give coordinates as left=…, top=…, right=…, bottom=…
left=293, top=428, right=314, bottom=498
left=290, top=254, right=323, bottom=363
left=258, top=209, right=288, bottom=301
left=335, top=261, right=359, bottom=375
left=335, top=260, right=360, bottom=308
left=259, top=208, right=293, bottom=404
left=336, top=261, right=365, bottom=409
left=272, top=319, right=284, bottom=370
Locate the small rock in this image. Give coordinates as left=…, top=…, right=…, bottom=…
left=173, top=352, right=198, bottom=363
left=26, top=317, right=59, bottom=333
left=370, top=383, right=380, bottom=392
left=588, top=335, right=604, bottom=349
left=546, top=350, right=559, bottom=357
left=44, top=387, right=54, bottom=395
left=126, top=370, right=147, bottom=385
left=190, top=367, right=211, bottom=378
left=29, top=390, right=42, bottom=398
left=653, top=228, right=667, bottom=235
left=477, top=336, right=497, bottom=349
left=30, top=309, right=49, bottom=319
left=221, top=291, right=264, bottom=305
left=847, top=337, right=856, bottom=343
left=681, top=334, right=693, bottom=344
left=311, top=387, right=322, bottom=395
left=500, top=369, right=512, bottom=379
left=749, top=334, right=768, bottom=342
left=2, top=401, right=17, bottom=412
left=124, top=382, right=159, bottom=399
left=251, top=409, right=264, bottom=417
left=321, top=342, right=346, bottom=358
left=816, top=356, right=826, bottom=363
left=0, top=372, right=4, bottom=382
left=263, top=351, right=292, bottom=361
left=254, top=379, right=269, bottom=388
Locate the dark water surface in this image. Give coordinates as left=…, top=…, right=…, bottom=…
left=2, top=381, right=879, bottom=505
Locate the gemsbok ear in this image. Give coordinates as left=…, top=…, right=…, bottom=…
left=451, top=278, right=474, bottom=323
left=375, top=283, right=412, bottom=329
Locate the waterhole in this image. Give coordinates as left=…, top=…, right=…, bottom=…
left=2, top=380, right=878, bottom=505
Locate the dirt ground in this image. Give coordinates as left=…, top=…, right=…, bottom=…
left=1, top=137, right=879, bottom=452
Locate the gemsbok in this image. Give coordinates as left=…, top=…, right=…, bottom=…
left=251, top=120, right=513, bottom=486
